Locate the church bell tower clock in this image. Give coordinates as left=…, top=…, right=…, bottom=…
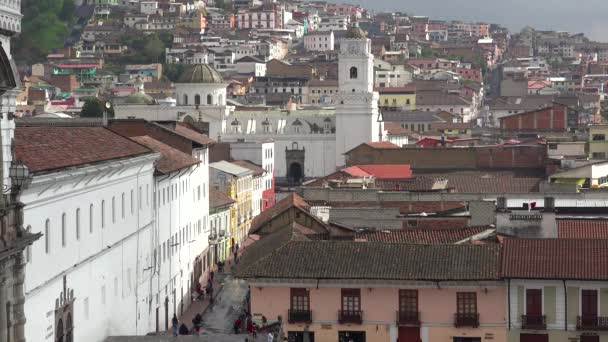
left=335, top=22, right=385, bottom=167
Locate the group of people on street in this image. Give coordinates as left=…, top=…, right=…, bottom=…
left=172, top=313, right=205, bottom=337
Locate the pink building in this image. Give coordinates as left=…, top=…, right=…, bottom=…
left=237, top=230, right=506, bottom=342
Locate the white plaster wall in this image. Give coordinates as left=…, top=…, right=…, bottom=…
left=175, top=83, right=227, bottom=106
left=154, top=149, right=209, bottom=332
left=23, top=155, right=158, bottom=342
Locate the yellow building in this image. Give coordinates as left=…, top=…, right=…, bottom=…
left=377, top=86, right=416, bottom=111
left=210, top=161, right=253, bottom=248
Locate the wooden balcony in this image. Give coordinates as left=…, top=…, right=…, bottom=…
left=577, top=316, right=608, bottom=331
left=288, top=309, right=312, bottom=324
left=521, top=314, right=546, bottom=330
left=396, top=311, right=420, bottom=326
left=338, top=310, right=363, bottom=324
left=454, top=312, right=479, bottom=328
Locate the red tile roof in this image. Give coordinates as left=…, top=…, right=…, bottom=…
left=174, top=122, right=215, bottom=146
left=365, top=141, right=400, bottom=149
left=15, top=126, right=152, bottom=173
left=130, top=136, right=199, bottom=174
left=357, top=226, right=489, bottom=244
left=502, top=239, right=608, bottom=280
left=557, top=219, right=608, bottom=239
left=209, top=188, right=235, bottom=209
left=349, top=164, right=412, bottom=179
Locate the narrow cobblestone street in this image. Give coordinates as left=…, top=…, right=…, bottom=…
left=198, top=274, right=265, bottom=342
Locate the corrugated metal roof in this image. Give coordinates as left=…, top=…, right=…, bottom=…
left=210, top=160, right=253, bottom=177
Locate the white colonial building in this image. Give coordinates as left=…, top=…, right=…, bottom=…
left=18, top=124, right=159, bottom=342
left=18, top=119, right=213, bottom=341
left=115, top=24, right=386, bottom=183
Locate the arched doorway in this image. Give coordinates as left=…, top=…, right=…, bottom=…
left=288, top=162, right=303, bottom=184
left=194, top=94, right=201, bottom=105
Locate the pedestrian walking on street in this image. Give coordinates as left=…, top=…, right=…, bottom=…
left=171, top=314, right=178, bottom=336
left=267, top=332, right=274, bottom=342
left=234, top=317, right=242, bottom=334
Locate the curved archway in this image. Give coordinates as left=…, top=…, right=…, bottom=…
left=207, top=94, right=213, bottom=105
left=183, top=94, right=188, bottom=105
left=288, top=162, right=303, bottom=184
left=194, top=94, right=201, bottom=105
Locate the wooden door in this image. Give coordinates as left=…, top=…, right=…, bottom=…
left=525, top=289, right=542, bottom=315
left=582, top=290, right=598, bottom=317
left=397, top=327, right=420, bottom=342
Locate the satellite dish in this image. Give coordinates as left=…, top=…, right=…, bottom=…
left=105, top=102, right=111, bottom=109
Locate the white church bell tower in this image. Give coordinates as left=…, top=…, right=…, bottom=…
left=335, top=22, right=385, bottom=167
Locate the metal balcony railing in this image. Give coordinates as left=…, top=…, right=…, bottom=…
left=577, top=316, right=608, bottom=330
left=521, top=314, right=546, bottom=330
left=288, top=309, right=312, bottom=323
left=396, top=311, right=420, bottom=326
left=338, top=310, right=362, bottom=324
left=454, top=312, right=479, bottom=328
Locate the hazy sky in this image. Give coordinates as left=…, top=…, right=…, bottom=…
left=343, top=0, right=608, bottom=41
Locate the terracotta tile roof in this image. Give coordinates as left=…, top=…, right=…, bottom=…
left=130, top=136, right=199, bottom=174
left=174, top=122, right=215, bottom=146
left=557, top=218, right=608, bottom=239
left=502, top=239, right=608, bottom=280
left=357, top=226, right=490, bottom=244
left=250, top=193, right=311, bottom=234
left=343, top=164, right=412, bottom=179
left=231, top=160, right=265, bottom=177
left=209, top=188, right=235, bottom=209
left=15, top=126, right=152, bottom=173
left=236, top=240, right=502, bottom=281
left=365, top=141, right=400, bottom=149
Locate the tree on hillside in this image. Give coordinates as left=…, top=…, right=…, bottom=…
left=14, top=0, right=76, bottom=64
left=80, top=98, right=114, bottom=118
left=144, top=36, right=165, bottom=63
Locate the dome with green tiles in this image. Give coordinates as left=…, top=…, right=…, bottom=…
left=177, top=64, right=224, bottom=84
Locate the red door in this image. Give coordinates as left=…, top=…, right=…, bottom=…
left=581, top=290, right=598, bottom=327
left=397, top=327, right=420, bottom=342
left=520, top=334, right=548, bottom=342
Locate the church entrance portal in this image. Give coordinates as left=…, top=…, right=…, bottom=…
left=288, top=162, right=303, bottom=184
left=285, top=143, right=305, bottom=185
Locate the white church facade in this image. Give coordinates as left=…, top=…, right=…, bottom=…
left=115, top=24, right=385, bottom=183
